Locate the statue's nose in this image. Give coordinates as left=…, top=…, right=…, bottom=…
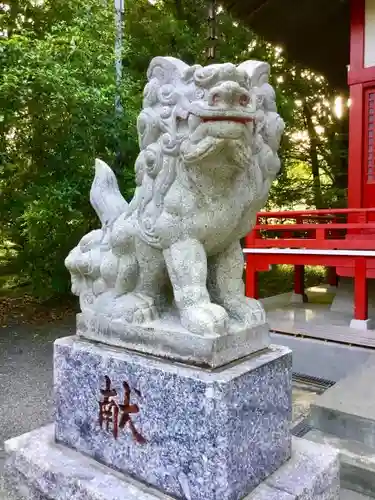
left=208, top=81, right=250, bottom=108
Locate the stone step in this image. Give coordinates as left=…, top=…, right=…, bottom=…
left=4, top=425, right=341, bottom=500
left=341, top=490, right=373, bottom=500
left=305, top=429, right=375, bottom=498
left=309, top=359, right=375, bottom=448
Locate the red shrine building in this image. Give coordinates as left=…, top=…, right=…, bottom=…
left=222, top=0, right=375, bottom=333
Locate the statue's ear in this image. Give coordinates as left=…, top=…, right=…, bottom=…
left=237, top=60, right=270, bottom=88
left=238, top=60, right=277, bottom=112
left=147, top=56, right=189, bottom=86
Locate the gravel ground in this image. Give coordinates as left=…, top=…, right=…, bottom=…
left=0, top=321, right=74, bottom=473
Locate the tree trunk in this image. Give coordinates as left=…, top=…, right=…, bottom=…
left=7, top=0, right=20, bottom=38
left=333, top=115, right=349, bottom=191
left=303, top=102, right=324, bottom=209
left=207, top=0, right=217, bottom=62
left=174, top=0, right=184, bottom=19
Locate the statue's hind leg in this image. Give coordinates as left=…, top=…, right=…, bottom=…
left=97, top=239, right=167, bottom=324
left=208, top=241, right=266, bottom=327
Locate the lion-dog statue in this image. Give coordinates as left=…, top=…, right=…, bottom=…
left=65, top=57, right=284, bottom=337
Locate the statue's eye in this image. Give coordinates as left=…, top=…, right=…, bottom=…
left=195, top=88, right=205, bottom=99
left=160, top=106, right=171, bottom=119
left=239, top=95, right=250, bottom=107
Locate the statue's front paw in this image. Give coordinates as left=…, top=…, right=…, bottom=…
left=131, top=293, right=158, bottom=324
left=224, top=296, right=265, bottom=326
left=181, top=303, right=228, bottom=336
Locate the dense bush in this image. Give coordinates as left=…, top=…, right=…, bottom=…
left=1, top=1, right=140, bottom=297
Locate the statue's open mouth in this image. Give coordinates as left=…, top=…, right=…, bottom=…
left=189, top=102, right=256, bottom=125
left=201, top=116, right=253, bottom=124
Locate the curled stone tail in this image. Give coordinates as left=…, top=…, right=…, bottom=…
left=90, top=159, right=128, bottom=227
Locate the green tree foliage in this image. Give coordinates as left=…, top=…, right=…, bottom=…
left=1, top=0, right=140, bottom=297
left=157, top=0, right=349, bottom=210
left=272, top=65, right=349, bottom=210
left=0, top=0, right=348, bottom=298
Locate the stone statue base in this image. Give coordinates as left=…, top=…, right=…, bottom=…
left=77, top=311, right=270, bottom=368
left=3, top=336, right=340, bottom=500
left=54, top=338, right=291, bottom=499
left=3, top=426, right=340, bottom=500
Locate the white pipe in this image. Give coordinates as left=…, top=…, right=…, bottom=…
left=114, top=0, right=124, bottom=113
left=243, top=248, right=375, bottom=257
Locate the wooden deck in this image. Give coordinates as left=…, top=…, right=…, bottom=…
left=265, top=286, right=375, bottom=349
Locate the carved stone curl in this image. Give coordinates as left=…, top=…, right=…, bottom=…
left=66, top=56, right=284, bottom=338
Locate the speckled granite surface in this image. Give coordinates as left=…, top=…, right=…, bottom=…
left=3, top=426, right=340, bottom=500
left=54, top=337, right=292, bottom=500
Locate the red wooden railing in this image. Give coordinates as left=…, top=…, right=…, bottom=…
left=246, top=208, right=375, bottom=251
left=244, top=208, right=375, bottom=324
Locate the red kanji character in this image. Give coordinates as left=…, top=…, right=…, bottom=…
left=98, top=375, right=120, bottom=438
left=119, top=381, right=147, bottom=444
left=98, top=377, right=146, bottom=443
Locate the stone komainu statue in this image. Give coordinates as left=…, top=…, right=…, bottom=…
left=65, top=57, right=284, bottom=336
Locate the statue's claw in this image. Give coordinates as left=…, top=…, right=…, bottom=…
left=223, top=296, right=266, bottom=326
left=132, top=306, right=157, bottom=324
left=131, top=293, right=158, bottom=324
left=181, top=303, right=228, bottom=336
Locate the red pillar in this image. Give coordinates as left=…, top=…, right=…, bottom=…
left=244, top=230, right=259, bottom=299
left=348, top=0, right=364, bottom=212
left=245, top=255, right=258, bottom=299
left=327, top=267, right=338, bottom=287
left=294, top=265, right=305, bottom=296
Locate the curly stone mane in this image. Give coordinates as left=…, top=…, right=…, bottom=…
left=131, top=58, right=201, bottom=247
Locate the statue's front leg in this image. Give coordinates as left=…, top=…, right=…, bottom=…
left=208, top=241, right=266, bottom=326
left=164, top=239, right=228, bottom=335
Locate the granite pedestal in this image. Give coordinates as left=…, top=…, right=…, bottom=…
left=54, top=337, right=292, bottom=500
left=3, top=336, right=340, bottom=500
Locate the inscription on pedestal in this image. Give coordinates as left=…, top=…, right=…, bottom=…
left=98, top=375, right=146, bottom=443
